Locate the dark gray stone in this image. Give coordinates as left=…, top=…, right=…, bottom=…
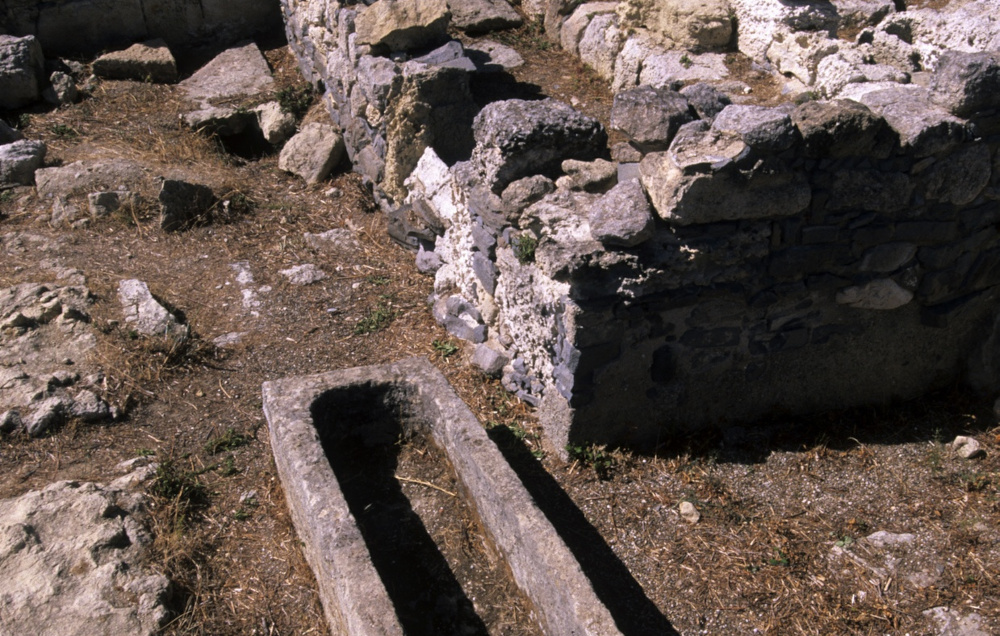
left=0, top=35, right=45, bottom=109
left=0, top=120, right=23, bottom=145
left=610, top=86, right=694, bottom=152
left=501, top=175, right=555, bottom=217
left=0, top=409, right=22, bottom=434
left=847, top=85, right=967, bottom=158
left=827, top=170, right=913, bottom=214
left=472, top=251, right=498, bottom=295
left=712, top=105, right=798, bottom=152
left=931, top=50, right=1000, bottom=118
left=412, top=41, right=476, bottom=72
left=679, top=82, right=731, bottom=122
left=792, top=100, right=892, bottom=158
left=472, top=99, right=607, bottom=193
left=158, top=179, right=216, bottom=231
left=471, top=343, right=509, bottom=375
left=922, top=143, right=992, bottom=206
left=588, top=179, right=655, bottom=247
left=860, top=242, right=917, bottom=272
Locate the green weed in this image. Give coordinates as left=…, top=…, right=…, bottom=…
left=432, top=339, right=459, bottom=358
left=354, top=296, right=399, bottom=335
left=204, top=428, right=251, bottom=455
left=513, top=234, right=538, bottom=265
left=567, top=443, right=616, bottom=479
left=277, top=84, right=315, bottom=118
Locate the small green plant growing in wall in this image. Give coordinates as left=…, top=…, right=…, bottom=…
left=512, top=233, right=538, bottom=265
left=679, top=54, right=693, bottom=69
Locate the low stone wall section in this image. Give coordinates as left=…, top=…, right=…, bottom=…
left=281, top=0, right=1000, bottom=451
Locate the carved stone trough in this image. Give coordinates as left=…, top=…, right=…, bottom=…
left=262, top=357, right=621, bottom=635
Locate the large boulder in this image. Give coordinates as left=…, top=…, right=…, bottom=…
left=0, top=140, right=46, bottom=187
left=92, top=39, right=178, bottom=84
left=472, top=99, right=607, bottom=193
left=278, top=123, right=346, bottom=185
left=0, top=35, right=45, bottom=110
left=355, top=0, right=451, bottom=52
left=616, top=0, right=733, bottom=51
left=729, top=0, right=838, bottom=60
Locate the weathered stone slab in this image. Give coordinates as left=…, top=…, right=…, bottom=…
left=92, top=39, right=178, bottom=83
left=35, top=158, right=150, bottom=200
left=588, top=179, right=655, bottom=247
left=930, top=50, right=1000, bottom=118
left=791, top=99, right=890, bottom=158
left=178, top=42, right=273, bottom=105
left=712, top=104, right=798, bottom=152
left=262, top=358, right=623, bottom=636
left=279, top=123, right=346, bottom=184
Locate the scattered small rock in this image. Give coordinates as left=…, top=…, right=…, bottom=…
left=0, top=409, right=22, bottom=433
left=952, top=435, right=985, bottom=459
left=679, top=500, right=700, bottom=524
left=42, top=71, right=78, bottom=105
left=118, top=279, right=189, bottom=340
left=303, top=228, right=360, bottom=252
left=448, top=0, right=522, bottom=35
left=87, top=190, right=135, bottom=218
left=556, top=158, right=618, bottom=193
left=472, top=343, right=509, bottom=376
left=278, top=123, right=345, bottom=184
left=863, top=530, right=916, bottom=549
left=212, top=332, right=247, bottom=348
left=253, top=101, right=297, bottom=145
left=279, top=264, right=327, bottom=285
left=158, top=178, right=216, bottom=231
left=923, top=606, right=990, bottom=636
left=0, top=119, right=24, bottom=145
left=69, top=389, right=111, bottom=422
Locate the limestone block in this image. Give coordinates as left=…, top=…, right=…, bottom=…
left=930, top=50, right=1000, bottom=118
left=639, top=124, right=811, bottom=225
left=472, top=343, right=509, bottom=376
left=472, top=98, right=607, bottom=194
left=42, top=71, right=77, bottom=105
left=179, top=42, right=274, bottom=105
left=556, top=158, right=618, bottom=193
left=578, top=13, right=624, bottom=81
left=465, top=40, right=525, bottom=72
left=0, top=140, right=46, bottom=187
left=253, top=102, right=297, bottom=146
left=92, top=40, right=178, bottom=83
left=561, top=2, right=618, bottom=57
left=355, top=0, right=451, bottom=52
left=0, top=35, right=45, bottom=109
left=712, top=105, right=797, bottom=152
left=729, top=0, right=838, bottom=60
left=840, top=83, right=967, bottom=157
left=638, top=51, right=729, bottom=89
left=831, top=0, right=895, bottom=35
left=448, top=0, right=522, bottom=34
left=814, top=47, right=911, bottom=98
left=618, top=0, right=732, bottom=51
left=767, top=29, right=840, bottom=85
left=279, top=123, right=346, bottom=184
left=588, top=179, right=655, bottom=247
left=0, top=480, right=170, bottom=635
left=612, top=34, right=658, bottom=93
left=791, top=99, right=890, bottom=158
left=827, top=170, right=913, bottom=214
left=610, top=86, right=694, bottom=153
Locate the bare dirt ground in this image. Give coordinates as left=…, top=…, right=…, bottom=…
left=2, top=17, right=999, bottom=636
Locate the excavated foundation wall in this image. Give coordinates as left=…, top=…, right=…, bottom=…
left=283, top=0, right=1000, bottom=451
left=0, top=0, right=281, bottom=55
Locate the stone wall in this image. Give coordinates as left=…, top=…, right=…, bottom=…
left=282, top=0, right=1000, bottom=452
left=0, top=0, right=281, bottom=55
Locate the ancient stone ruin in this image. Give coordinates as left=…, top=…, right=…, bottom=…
left=281, top=0, right=1000, bottom=451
